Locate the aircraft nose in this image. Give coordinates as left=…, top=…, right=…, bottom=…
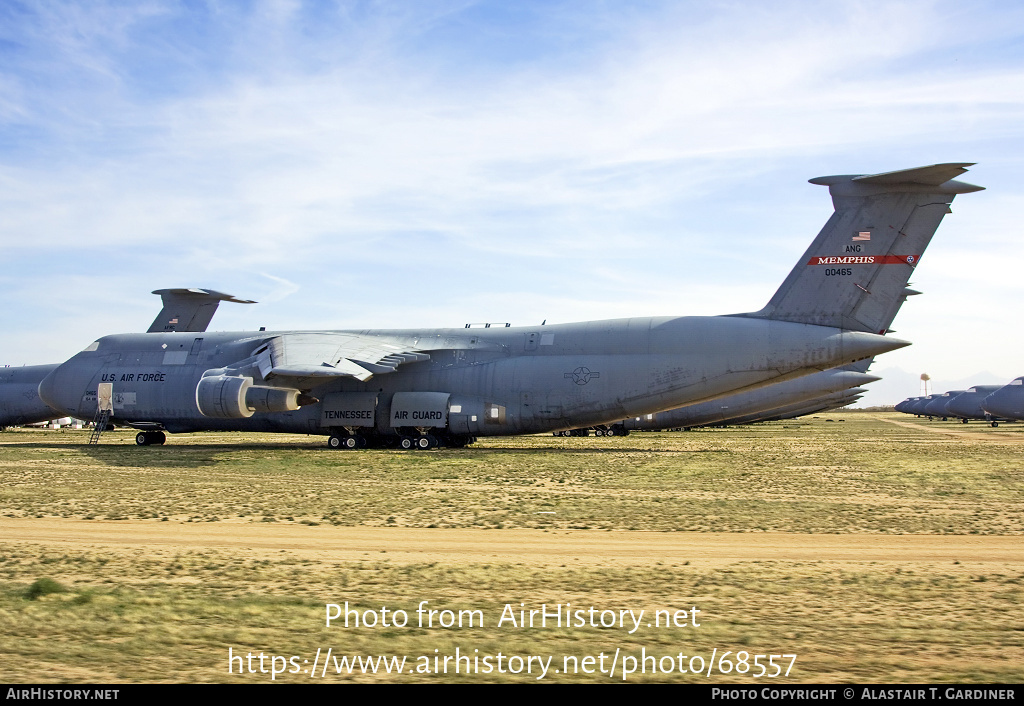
left=982, top=388, right=1021, bottom=421
left=37, top=366, right=64, bottom=412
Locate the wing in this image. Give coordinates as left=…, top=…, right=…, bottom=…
left=255, top=332, right=431, bottom=387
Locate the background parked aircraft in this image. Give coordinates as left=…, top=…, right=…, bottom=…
left=947, top=385, right=1006, bottom=424
left=0, top=364, right=62, bottom=429
left=981, top=378, right=1024, bottom=421
left=617, top=366, right=878, bottom=432
left=922, top=391, right=966, bottom=419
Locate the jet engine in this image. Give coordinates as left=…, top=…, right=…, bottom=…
left=195, top=374, right=303, bottom=418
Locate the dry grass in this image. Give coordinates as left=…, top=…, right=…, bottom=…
left=1, top=413, right=1021, bottom=534
left=1, top=543, right=1021, bottom=683
left=0, top=413, right=1022, bottom=683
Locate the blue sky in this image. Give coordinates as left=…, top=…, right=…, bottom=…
left=2, top=0, right=1023, bottom=406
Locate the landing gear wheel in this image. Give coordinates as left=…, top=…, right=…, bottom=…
left=328, top=434, right=344, bottom=449
left=343, top=436, right=358, bottom=449
left=416, top=436, right=431, bottom=449
left=400, top=437, right=414, bottom=450
left=136, top=431, right=166, bottom=446
left=992, top=421, right=1000, bottom=427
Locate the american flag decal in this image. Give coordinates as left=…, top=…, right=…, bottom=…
left=852, top=231, right=871, bottom=241
left=169, top=318, right=178, bottom=324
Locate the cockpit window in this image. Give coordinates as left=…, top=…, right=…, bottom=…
left=82, top=341, right=100, bottom=352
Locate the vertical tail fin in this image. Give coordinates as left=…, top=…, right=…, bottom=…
left=743, top=163, right=983, bottom=333
left=148, top=288, right=256, bottom=333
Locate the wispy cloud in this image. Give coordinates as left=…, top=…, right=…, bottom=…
left=1, top=1, right=1022, bottom=404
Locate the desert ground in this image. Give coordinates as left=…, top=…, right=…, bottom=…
left=1, top=412, right=1021, bottom=683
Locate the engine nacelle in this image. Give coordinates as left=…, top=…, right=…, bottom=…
left=196, top=375, right=304, bottom=418
left=246, top=386, right=301, bottom=414
left=196, top=375, right=254, bottom=419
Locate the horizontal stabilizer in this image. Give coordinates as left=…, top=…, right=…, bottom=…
left=809, top=163, right=983, bottom=191
left=148, top=288, right=256, bottom=333
left=853, top=163, right=976, bottom=187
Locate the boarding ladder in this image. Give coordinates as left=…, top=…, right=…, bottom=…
left=88, top=409, right=111, bottom=445
left=88, top=382, right=114, bottom=445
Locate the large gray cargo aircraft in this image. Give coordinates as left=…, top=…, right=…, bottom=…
left=617, top=365, right=879, bottom=432
left=36, top=163, right=981, bottom=448
left=772, top=388, right=867, bottom=420
left=894, top=397, right=923, bottom=414
left=733, top=387, right=868, bottom=423
left=896, top=386, right=1006, bottom=425
left=981, top=378, right=1024, bottom=421
left=906, top=395, right=938, bottom=416
left=922, top=390, right=966, bottom=419
left=0, top=365, right=62, bottom=428
left=946, top=385, right=1005, bottom=425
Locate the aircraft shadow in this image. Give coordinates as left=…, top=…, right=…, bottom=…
left=4, top=441, right=729, bottom=464
left=467, top=446, right=730, bottom=455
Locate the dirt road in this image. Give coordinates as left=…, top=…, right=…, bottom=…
left=3, top=517, right=1019, bottom=567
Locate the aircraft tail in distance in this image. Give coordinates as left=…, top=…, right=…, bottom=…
left=148, top=288, right=256, bottom=333
left=741, top=163, right=983, bottom=334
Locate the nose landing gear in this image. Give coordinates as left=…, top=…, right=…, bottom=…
left=135, top=431, right=166, bottom=446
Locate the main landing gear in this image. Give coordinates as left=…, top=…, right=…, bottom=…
left=327, top=433, right=367, bottom=449
left=326, top=432, right=475, bottom=450
left=399, top=435, right=433, bottom=450
left=135, top=431, right=166, bottom=446
left=553, top=426, right=628, bottom=437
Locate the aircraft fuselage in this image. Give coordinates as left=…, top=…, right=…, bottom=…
left=38, top=315, right=901, bottom=440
